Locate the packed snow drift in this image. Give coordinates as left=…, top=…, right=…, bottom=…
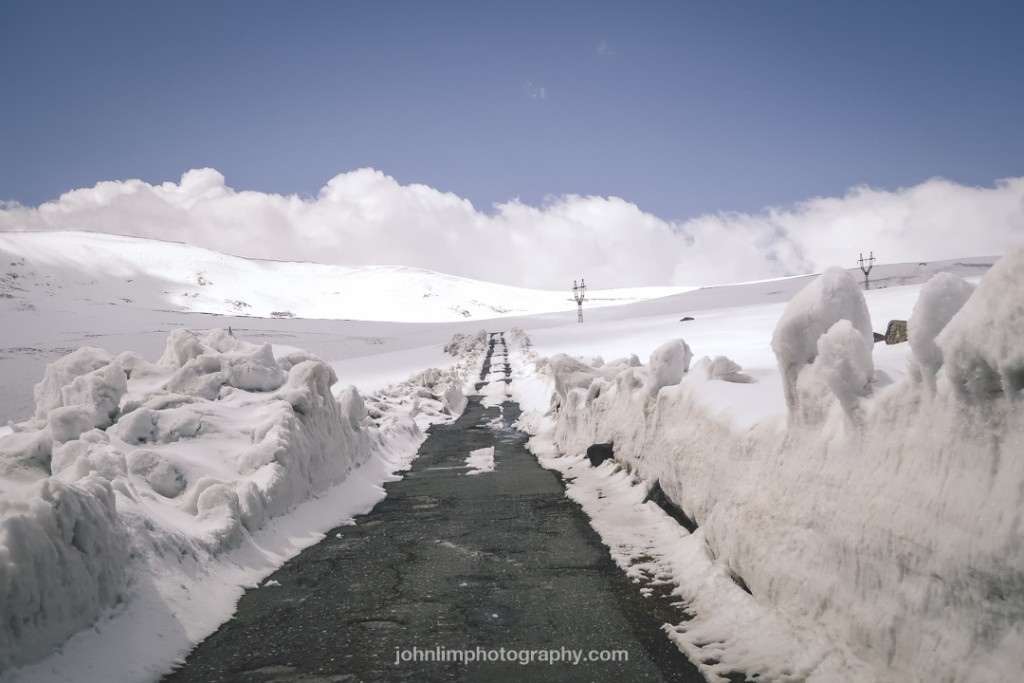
left=0, top=327, right=485, bottom=679
left=512, top=249, right=1024, bottom=683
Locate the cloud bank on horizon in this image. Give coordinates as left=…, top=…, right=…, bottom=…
left=1, top=169, right=1021, bottom=289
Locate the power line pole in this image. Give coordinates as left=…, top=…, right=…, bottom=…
left=573, top=278, right=586, bottom=323
left=858, top=251, right=875, bottom=290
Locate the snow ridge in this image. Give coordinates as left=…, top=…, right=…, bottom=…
left=0, top=327, right=482, bottom=676
left=0, top=231, right=691, bottom=323
left=518, top=250, right=1024, bottom=682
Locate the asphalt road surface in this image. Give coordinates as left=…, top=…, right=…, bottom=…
left=163, top=333, right=706, bottom=683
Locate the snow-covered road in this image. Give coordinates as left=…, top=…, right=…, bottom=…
left=161, top=332, right=706, bottom=682
left=1, top=231, right=1020, bottom=683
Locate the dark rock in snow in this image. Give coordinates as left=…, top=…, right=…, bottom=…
left=643, top=480, right=699, bottom=534
left=885, top=319, right=908, bottom=345
left=586, top=442, right=615, bottom=467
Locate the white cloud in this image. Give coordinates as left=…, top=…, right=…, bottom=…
left=1, top=169, right=1021, bottom=289
left=596, top=39, right=615, bottom=56
left=523, top=79, right=546, bottom=99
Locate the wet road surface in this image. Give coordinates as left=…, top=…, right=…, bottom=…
left=163, top=333, right=705, bottom=683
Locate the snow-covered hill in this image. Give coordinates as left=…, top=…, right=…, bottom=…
left=0, top=231, right=691, bottom=323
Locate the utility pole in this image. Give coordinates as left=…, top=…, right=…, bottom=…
left=572, top=278, right=587, bottom=323
left=858, top=251, right=875, bottom=290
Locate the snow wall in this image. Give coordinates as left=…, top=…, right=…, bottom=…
left=539, top=250, right=1024, bottom=683
left=0, top=328, right=470, bottom=670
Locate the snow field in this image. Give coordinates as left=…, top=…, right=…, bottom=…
left=0, top=326, right=488, bottom=679
left=512, top=250, right=1024, bottom=683
left=0, top=231, right=692, bottom=323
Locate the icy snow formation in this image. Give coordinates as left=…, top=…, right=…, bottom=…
left=0, top=328, right=450, bottom=671
left=644, top=339, right=693, bottom=400
left=935, top=253, right=1024, bottom=399
left=521, top=251, right=1024, bottom=683
left=771, top=266, right=873, bottom=415
left=908, top=273, right=976, bottom=391
left=702, top=355, right=754, bottom=384
left=815, top=319, right=874, bottom=420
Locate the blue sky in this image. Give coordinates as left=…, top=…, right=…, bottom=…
left=2, top=0, right=1022, bottom=222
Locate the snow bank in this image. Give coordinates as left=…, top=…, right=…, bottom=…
left=403, top=366, right=469, bottom=420
left=443, top=329, right=487, bottom=357
left=523, top=252, right=1024, bottom=683
left=0, top=475, right=128, bottom=668
left=32, top=348, right=127, bottom=425
left=0, top=328, right=447, bottom=672
left=936, top=251, right=1024, bottom=399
